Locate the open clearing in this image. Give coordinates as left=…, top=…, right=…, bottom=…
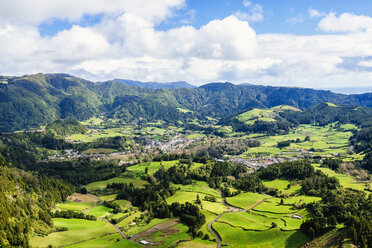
left=30, top=218, right=117, bottom=247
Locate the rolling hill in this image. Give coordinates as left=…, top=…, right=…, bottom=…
left=0, top=73, right=371, bottom=132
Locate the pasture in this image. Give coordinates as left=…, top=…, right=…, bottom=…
left=226, top=192, right=268, bottom=209
left=30, top=218, right=117, bottom=247
left=55, top=201, right=94, bottom=211
left=214, top=222, right=310, bottom=248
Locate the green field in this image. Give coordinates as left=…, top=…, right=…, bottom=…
left=30, top=218, right=117, bottom=247
left=226, top=192, right=268, bottom=209
left=178, top=238, right=216, bottom=248
left=244, top=124, right=353, bottom=157
left=86, top=172, right=148, bottom=191
left=139, top=223, right=191, bottom=248
left=55, top=201, right=94, bottom=211
left=85, top=205, right=113, bottom=217
left=127, top=160, right=180, bottom=176
left=263, top=179, right=301, bottom=194
left=253, top=199, right=297, bottom=214
left=125, top=218, right=169, bottom=236
left=313, top=165, right=369, bottom=191
left=218, top=212, right=283, bottom=230
left=214, top=222, right=310, bottom=248
left=171, top=180, right=222, bottom=199
left=65, top=234, right=141, bottom=248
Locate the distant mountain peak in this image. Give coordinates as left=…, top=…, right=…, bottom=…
left=113, top=79, right=195, bottom=90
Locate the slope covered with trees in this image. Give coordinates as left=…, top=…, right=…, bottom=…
left=0, top=158, right=75, bottom=247
left=0, top=73, right=371, bottom=132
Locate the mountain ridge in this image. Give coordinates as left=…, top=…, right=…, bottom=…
left=0, top=73, right=371, bottom=132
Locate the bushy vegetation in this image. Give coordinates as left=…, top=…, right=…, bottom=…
left=301, top=190, right=372, bottom=248
left=46, top=119, right=87, bottom=137
left=0, top=160, right=75, bottom=247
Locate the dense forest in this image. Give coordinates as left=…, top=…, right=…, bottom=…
left=0, top=158, right=75, bottom=247
left=0, top=73, right=372, bottom=132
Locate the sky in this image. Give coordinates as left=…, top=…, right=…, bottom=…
left=1, top=0, right=372, bottom=90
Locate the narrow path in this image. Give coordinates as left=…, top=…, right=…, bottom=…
left=208, top=193, right=270, bottom=248
left=208, top=212, right=224, bottom=248
left=99, top=218, right=128, bottom=239
left=82, top=195, right=102, bottom=214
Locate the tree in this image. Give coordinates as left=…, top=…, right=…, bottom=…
left=196, top=194, right=201, bottom=205
left=305, top=136, right=311, bottom=142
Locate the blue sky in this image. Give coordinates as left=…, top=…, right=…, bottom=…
left=1, top=0, right=372, bottom=90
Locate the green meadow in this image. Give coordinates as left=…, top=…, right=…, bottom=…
left=30, top=218, right=117, bottom=247
left=226, top=192, right=268, bottom=209
left=214, top=222, right=310, bottom=248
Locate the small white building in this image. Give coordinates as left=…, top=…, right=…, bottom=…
left=140, top=240, right=149, bottom=245
left=292, top=214, right=303, bottom=219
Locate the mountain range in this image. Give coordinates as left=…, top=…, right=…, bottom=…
left=0, top=73, right=371, bottom=132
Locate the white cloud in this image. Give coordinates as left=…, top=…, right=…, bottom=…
left=318, top=12, right=372, bottom=32
left=308, top=7, right=324, bottom=18
left=1, top=3, right=372, bottom=88
left=0, top=0, right=185, bottom=25
left=286, top=15, right=304, bottom=25
left=234, top=3, right=264, bottom=23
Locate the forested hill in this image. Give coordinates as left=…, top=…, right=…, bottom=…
left=0, top=73, right=371, bottom=132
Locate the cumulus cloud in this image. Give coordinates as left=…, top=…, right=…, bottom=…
left=235, top=2, right=264, bottom=23
left=318, top=12, right=372, bottom=32
left=0, top=1, right=372, bottom=88
left=0, top=0, right=185, bottom=25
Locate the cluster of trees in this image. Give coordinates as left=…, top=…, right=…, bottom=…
left=258, top=160, right=316, bottom=180
left=145, top=201, right=206, bottom=234
left=45, top=119, right=87, bottom=137
left=221, top=118, right=293, bottom=135
left=350, top=127, right=372, bottom=172
left=52, top=210, right=96, bottom=220
left=34, top=159, right=126, bottom=185
left=280, top=103, right=372, bottom=127
left=301, top=190, right=372, bottom=248
left=277, top=136, right=310, bottom=148
left=184, top=123, right=225, bottom=137
left=302, top=175, right=340, bottom=196
left=0, top=161, right=75, bottom=247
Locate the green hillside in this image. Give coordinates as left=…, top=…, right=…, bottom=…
left=0, top=73, right=371, bottom=132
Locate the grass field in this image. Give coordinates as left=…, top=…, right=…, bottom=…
left=263, top=179, right=301, bottom=194
left=313, top=165, right=369, bottom=191
left=244, top=124, right=353, bottom=157
left=100, top=194, right=118, bottom=201
left=55, top=201, right=94, bottom=211
left=253, top=199, right=297, bottom=214
left=178, top=238, right=216, bottom=248
left=86, top=172, right=148, bottom=191
left=127, top=160, right=180, bottom=175
left=226, top=192, right=268, bottom=209
left=171, top=180, right=221, bottom=199
left=30, top=218, right=117, bottom=247
left=140, top=223, right=191, bottom=248
left=214, top=222, right=310, bottom=248
left=85, top=205, right=113, bottom=217
left=65, top=234, right=141, bottom=248
left=125, top=218, right=169, bottom=236
left=218, top=212, right=283, bottom=230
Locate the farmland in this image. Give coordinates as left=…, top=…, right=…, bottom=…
left=27, top=108, right=371, bottom=248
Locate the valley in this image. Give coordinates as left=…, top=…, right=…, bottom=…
left=0, top=74, right=371, bottom=248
